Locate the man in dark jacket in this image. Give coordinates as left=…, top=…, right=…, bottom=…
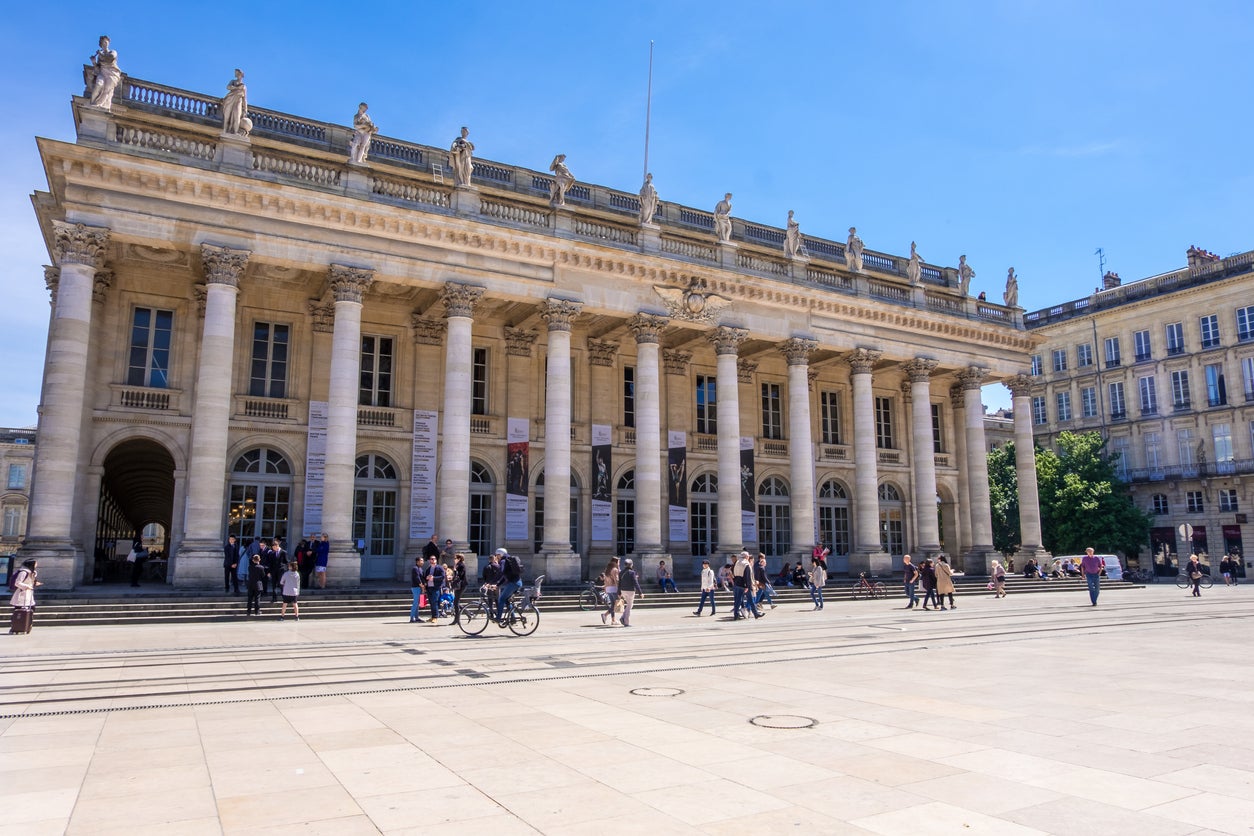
left=223, top=535, right=240, bottom=594
left=421, top=555, right=447, bottom=622
left=267, top=539, right=288, bottom=603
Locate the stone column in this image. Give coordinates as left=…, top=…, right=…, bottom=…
left=1005, top=374, right=1050, bottom=562
left=709, top=326, right=747, bottom=558
left=539, top=298, right=583, bottom=582
left=437, top=284, right=483, bottom=558
left=322, top=265, right=373, bottom=586
left=173, top=244, right=250, bottom=587
left=781, top=338, right=818, bottom=563
left=21, top=222, right=109, bottom=588
left=630, top=314, right=669, bottom=569
left=950, top=385, right=972, bottom=557
left=903, top=358, right=941, bottom=557
left=960, top=366, right=999, bottom=573
left=847, top=348, right=890, bottom=575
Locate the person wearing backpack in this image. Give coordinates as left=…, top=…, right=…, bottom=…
left=494, top=548, right=522, bottom=621
left=9, top=558, right=40, bottom=634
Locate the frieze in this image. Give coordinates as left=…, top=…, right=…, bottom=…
left=122, top=243, right=189, bottom=266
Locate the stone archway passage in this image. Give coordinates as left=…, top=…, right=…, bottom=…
left=98, top=439, right=176, bottom=582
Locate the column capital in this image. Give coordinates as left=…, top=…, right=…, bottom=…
left=708, top=325, right=748, bottom=355
left=92, top=269, right=114, bottom=304
left=505, top=327, right=538, bottom=357
left=587, top=338, right=618, bottom=367
left=958, top=365, right=990, bottom=391
left=329, top=264, right=374, bottom=303
left=52, top=221, right=109, bottom=267
left=737, top=358, right=758, bottom=383
left=902, top=357, right=939, bottom=382
left=663, top=349, right=691, bottom=375
left=308, top=301, right=334, bottom=333
left=629, top=312, right=669, bottom=344
left=43, top=265, right=59, bottom=303
left=845, top=347, right=882, bottom=374
left=779, top=337, right=818, bottom=366
left=200, top=243, right=250, bottom=288
left=540, top=298, right=583, bottom=331
left=441, top=282, right=485, bottom=318
left=1003, top=373, right=1035, bottom=398
left=411, top=314, right=446, bottom=346
left=949, top=385, right=965, bottom=408
left=900, top=380, right=913, bottom=401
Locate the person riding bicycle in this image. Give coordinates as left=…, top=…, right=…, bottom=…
left=494, top=547, right=524, bottom=621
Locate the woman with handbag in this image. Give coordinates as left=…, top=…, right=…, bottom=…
left=1186, top=554, right=1204, bottom=597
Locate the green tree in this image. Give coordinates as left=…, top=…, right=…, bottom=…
left=987, top=442, right=1021, bottom=554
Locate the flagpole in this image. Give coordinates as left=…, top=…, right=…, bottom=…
left=643, top=40, right=654, bottom=182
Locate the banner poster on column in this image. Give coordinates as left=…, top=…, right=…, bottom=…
left=505, top=417, right=530, bottom=540
left=408, top=410, right=438, bottom=541
left=590, top=424, right=612, bottom=542
left=667, top=430, right=689, bottom=542
left=302, top=401, right=328, bottom=535
left=740, top=436, right=757, bottom=544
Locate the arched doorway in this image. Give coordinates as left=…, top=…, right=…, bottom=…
left=468, top=460, right=494, bottom=557
left=615, top=469, right=635, bottom=557
left=354, top=453, right=398, bottom=579
left=878, top=482, right=905, bottom=560
left=96, top=438, right=175, bottom=583
left=227, top=447, right=292, bottom=548
left=689, top=472, right=718, bottom=557
left=757, top=476, right=791, bottom=560
left=818, top=478, right=851, bottom=574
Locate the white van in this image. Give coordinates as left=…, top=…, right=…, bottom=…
left=1053, top=554, right=1122, bottom=580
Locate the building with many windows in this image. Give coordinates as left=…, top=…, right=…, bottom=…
left=1024, top=250, right=1254, bottom=571
left=22, top=65, right=1044, bottom=589
left=0, top=428, right=36, bottom=555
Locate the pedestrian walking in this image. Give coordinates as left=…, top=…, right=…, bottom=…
left=409, top=556, right=425, bottom=623
left=1080, top=547, right=1103, bottom=606
left=694, top=559, right=717, bottom=616
left=808, top=556, right=827, bottom=610
left=1186, top=553, right=1204, bottom=597
left=278, top=561, right=300, bottom=620
left=935, top=555, right=956, bottom=609
left=919, top=558, right=939, bottom=610
left=902, top=554, right=919, bottom=608
left=314, top=533, right=329, bottom=589
left=733, top=551, right=761, bottom=619
left=619, top=558, right=644, bottom=627
left=451, top=553, right=469, bottom=617
left=991, top=559, right=1007, bottom=598
left=1220, top=554, right=1233, bottom=587
left=601, top=556, right=620, bottom=625
left=422, top=554, right=447, bottom=622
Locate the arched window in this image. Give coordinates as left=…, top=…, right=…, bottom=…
left=615, top=470, right=635, bottom=557
left=228, top=447, right=292, bottom=544
left=817, top=479, right=850, bottom=556
left=757, top=476, right=791, bottom=558
left=353, top=453, right=398, bottom=579
left=689, top=473, right=718, bottom=557
left=878, top=483, right=904, bottom=556
left=469, top=461, right=494, bottom=557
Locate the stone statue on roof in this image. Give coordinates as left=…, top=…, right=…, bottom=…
left=714, top=193, right=733, bottom=242
left=449, top=126, right=475, bottom=187
left=845, top=227, right=864, bottom=273
left=784, top=210, right=806, bottom=259
left=906, top=241, right=923, bottom=286
left=549, top=154, right=575, bottom=206
left=348, top=103, right=378, bottom=165
left=87, top=35, right=122, bottom=111
left=1004, top=267, right=1019, bottom=307
left=638, top=173, right=659, bottom=225
left=957, top=254, right=974, bottom=296
left=221, top=68, right=250, bottom=137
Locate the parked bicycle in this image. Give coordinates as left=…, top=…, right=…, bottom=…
left=458, top=574, right=545, bottom=636
left=851, top=572, right=887, bottom=599
left=1127, top=567, right=1158, bottom=583
left=1175, top=572, right=1213, bottom=590
left=578, top=580, right=609, bottom=611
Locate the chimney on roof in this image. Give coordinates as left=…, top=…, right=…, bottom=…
left=1187, top=245, right=1220, bottom=268
left=1102, top=271, right=1121, bottom=289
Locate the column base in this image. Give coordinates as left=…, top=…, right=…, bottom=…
left=636, top=549, right=674, bottom=581
left=536, top=550, right=581, bottom=584
left=1016, top=545, right=1052, bottom=562
left=17, top=537, right=84, bottom=591
left=324, top=543, right=363, bottom=588
left=962, top=548, right=1003, bottom=576
left=171, top=539, right=228, bottom=588
left=848, top=550, right=892, bottom=577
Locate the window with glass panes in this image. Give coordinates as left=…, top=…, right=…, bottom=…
left=471, top=347, right=488, bottom=415
left=1032, top=396, right=1047, bottom=425
left=1, top=506, right=20, bottom=537
left=1152, top=494, right=1169, bottom=515
left=877, top=484, right=904, bottom=555
left=1205, top=364, right=1227, bottom=407
left=820, top=391, right=842, bottom=444
left=615, top=471, right=635, bottom=556
left=1200, top=314, right=1220, bottom=348
left=695, top=375, right=716, bottom=434
left=249, top=322, right=289, bottom=398
left=1052, top=348, right=1067, bottom=372
left=874, top=397, right=894, bottom=448
left=1104, top=336, right=1121, bottom=367
left=622, top=365, right=635, bottom=428
left=1171, top=370, right=1191, bottom=408
left=1238, top=306, right=1254, bottom=342
left=1081, top=386, right=1097, bottom=418
left=1164, top=322, right=1184, bottom=356
left=1186, top=491, right=1203, bottom=513
left=761, top=382, right=783, bottom=440
left=1108, top=382, right=1126, bottom=418
left=359, top=335, right=393, bottom=407
left=1138, top=376, right=1158, bottom=414
left=468, top=462, right=493, bottom=558
left=1177, top=428, right=1195, bottom=467
left=931, top=404, right=943, bottom=453
left=1076, top=343, right=1093, bottom=368
left=1110, top=436, right=1130, bottom=480
left=1056, top=391, right=1071, bottom=421
left=1220, top=489, right=1239, bottom=512
left=1134, top=329, right=1153, bottom=361
left=1144, top=432, right=1162, bottom=470
left=127, top=307, right=173, bottom=388
left=7, top=464, right=26, bottom=490
left=1030, top=354, right=1042, bottom=376
left=1213, top=424, right=1233, bottom=465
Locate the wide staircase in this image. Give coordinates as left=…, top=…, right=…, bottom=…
left=23, top=574, right=1142, bottom=627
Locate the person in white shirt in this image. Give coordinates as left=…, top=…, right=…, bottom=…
left=278, top=561, right=301, bottom=621
left=693, top=559, right=717, bottom=616
left=809, top=557, right=827, bottom=610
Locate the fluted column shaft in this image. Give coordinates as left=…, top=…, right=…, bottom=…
left=711, top=327, right=747, bottom=555
left=631, top=315, right=667, bottom=553
left=540, top=299, right=582, bottom=555
left=849, top=350, right=882, bottom=555
left=951, top=386, right=972, bottom=555
left=1006, top=376, right=1047, bottom=556
left=961, top=367, right=995, bottom=551
left=782, top=339, right=817, bottom=557
left=905, top=359, right=940, bottom=555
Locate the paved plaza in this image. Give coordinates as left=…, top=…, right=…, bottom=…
left=2, top=583, right=1252, bottom=835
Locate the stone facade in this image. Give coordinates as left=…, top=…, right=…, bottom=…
left=0, top=428, right=35, bottom=556
left=22, top=70, right=1039, bottom=588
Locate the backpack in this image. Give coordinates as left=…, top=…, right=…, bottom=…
left=7, top=569, right=22, bottom=592
left=502, top=554, right=522, bottom=582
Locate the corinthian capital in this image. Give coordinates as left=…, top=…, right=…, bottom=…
left=52, top=221, right=109, bottom=267
left=201, top=243, right=250, bottom=288
left=629, top=312, right=668, bottom=344
left=845, top=347, right=882, bottom=375
left=901, top=357, right=939, bottom=383
left=329, top=264, right=374, bottom=303
left=505, top=327, right=538, bottom=357
left=308, top=302, right=334, bottom=333
left=949, top=385, right=965, bottom=408
left=957, top=365, right=990, bottom=391
left=587, top=339, right=618, bottom=367
left=708, top=325, right=748, bottom=356
left=737, top=358, right=758, bottom=383
left=663, top=349, right=692, bottom=375
left=540, top=298, right=584, bottom=332
left=779, top=337, right=818, bottom=366
left=1003, top=373, right=1035, bottom=398
left=411, top=314, right=446, bottom=346
left=441, top=283, right=485, bottom=318
left=43, top=266, right=59, bottom=303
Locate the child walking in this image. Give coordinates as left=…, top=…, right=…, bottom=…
left=279, top=561, right=301, bottom=620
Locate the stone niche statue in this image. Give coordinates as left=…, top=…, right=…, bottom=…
left=1003, top=267, right=1019, bottom=307
left=714, top=193, right=733, bottom=242
left=449, top=126, right=475, bottom=187
left=957, top=254, right=974, bottom=296
left=845, top=227, right=864, bottom=272
left=638, top=173, right=659, bottom=225
left=784, top=210, right=806, bottom=259
left=906, top=241, right=923, bottom=285
left=87, top=35, right=122, bottom=111
left=347, top=102, right=378, bottom=165
left=549, top=154, right=575, bottom=206
left=221, top=68, right=250, bottom=137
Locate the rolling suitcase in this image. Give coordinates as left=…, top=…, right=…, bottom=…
left=9, top=607, right=32, bottom=635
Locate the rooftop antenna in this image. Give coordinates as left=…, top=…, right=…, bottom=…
left=642, top=40, right=654, bottom=182
left=1095, top=247, right=1106, bottom=279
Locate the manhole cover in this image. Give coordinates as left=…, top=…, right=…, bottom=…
left=750, top=714, right=817, bottom=729
left=630, top=687, right=685, bottom=697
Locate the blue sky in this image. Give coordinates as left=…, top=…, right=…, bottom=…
left=1, top=1, right=1251, bottom=426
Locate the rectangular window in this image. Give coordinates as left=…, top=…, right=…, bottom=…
left=1032, top=396, right=1047, bottom=425
left=695, top=375, right=717, bottom=435
left=1214, top=424, right=1234, bottom=465
left=1152, top=494, right=1169, bottom=515
left=1243, top=357, right=1254, bottom=402
left=1200, top=314, right=1220, bottom=348
left=820, top=391, right=842, bottom=445
left=1056, top=391, right=1072, bottom=421
left=471, top=347, right=488, bottom=416
left=1081, top=386, right=1097, bottom=418
left=249, top=322, right=289, bottom=398
left=1138, top=376, right=1158, bottom=415
left=1220, top=489, right=1239, bottom=513
left=1186, top=491, right=1204, bottom=514
left=1110, top=436, right=1129, bottom=481
left=1164, top=323, right=1184, bottom=356
left=1135, top=329, right=1153, bottom=361
left=874, top=396, right=894, bottom=449
left=6, top=464, right=25, bottom=490
left=1177, top=428, right=1195, bottom=468
left=1076, top=343, right=1093, bottom=368
left=1, top=506, right=20, bottom=537
left=358, top=335, right=393, bottom=408
left=126, top=307, right=174, bottom=388
left=1237, top=306, right=1254, bottom=342
left=931, top=403, right=943, bottom=453
left=1108, top=382, right=1126, bottom=419
left=1205, top=363, right=1227, bottom=407
left=1171, top=370, right=1191, bottom=409
left=761, top=382, right=783, bottom=440
left=1030, top=355, right=1042, bottom=376
left=623, top=365, right=635, bottom=428
left=1144, top=432, right=1161, bottom=470
left=1052, top=348, right=1068, bottom=373
left=1104, top=336, right=1121, bottom=368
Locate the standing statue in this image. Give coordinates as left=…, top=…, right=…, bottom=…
left=638, top=173, right=659, bottom=225
left=549, top=154, right=575, bottom=206
left=1004, top=267, right=1019, bottom=307
left=845, top=227, right=865, bottom=272
left=448, top=126, right=475, bottom=187
left=87, top=35, right=122, bottom=111
left=957, top=254, right=974, bottom=296
left=784, top=210, right=806, bottom=259
left=221, top=69, right=250, bottom=137
left=906, top=241, right=923, bottom=285
left=347, top=103, right=378, bottom=165
left=714, top=193, right=733, bottom=242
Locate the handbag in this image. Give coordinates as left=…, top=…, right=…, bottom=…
left=1189, top=571, right=1202, bottom=580
left=986, top=581, right=995, bottom=590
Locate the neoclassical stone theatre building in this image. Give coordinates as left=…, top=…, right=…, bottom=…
left=24, top=66, right=1044, bottom=588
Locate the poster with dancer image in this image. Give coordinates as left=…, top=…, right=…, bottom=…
left=591, top=424, right=612, bottom=542
left=505, top=417, right=529, bottom=540
left=740, top=436, right=756, bottom=544
left=667, top=430, right=688, bottom=542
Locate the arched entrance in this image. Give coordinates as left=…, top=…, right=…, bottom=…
left=468, top=461, right=494, bottom=558
left=818, top=478, right=851, bottom=574
left=689, top=472, right=718, bottom=557
left=878, top=482, right=905, bottom=561
left=615, top=470, right=635, bottom=557
left=227, top=447, right=292, bottom=547
left=757, top=476, right=791, bottom=560
left=96, top=439, right=175, bottom=584
left=354, top=453, right=398, bottom=580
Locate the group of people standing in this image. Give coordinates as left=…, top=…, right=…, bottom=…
left=597, top=556, right=644, bottom=627
left=901, top=554, right=958, bottom=610
left=410, top=535, right=470, bottom=623
left=224, top=533, right=329, bottom=618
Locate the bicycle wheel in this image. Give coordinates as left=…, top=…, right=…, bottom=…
left=872, top=582, right=887, bottom=598
left=457, top=602, right=489, bottom=636
left=579, top=589, right=598, bottom=611
left=1200, top=574, right=1214, bottom=589
left=849, top=582, right=864, bottom=600
left=508, top=603, right=540, bottom=636
left=1175, top=574, right=1190, bottom=589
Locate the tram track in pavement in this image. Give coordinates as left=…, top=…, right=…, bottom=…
left=3, top=596, right=1248, bottom=718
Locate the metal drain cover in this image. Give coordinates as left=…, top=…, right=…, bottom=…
left=630, top=687, right=685, bottom=697
left=750, top=714, right=817, bottom=729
